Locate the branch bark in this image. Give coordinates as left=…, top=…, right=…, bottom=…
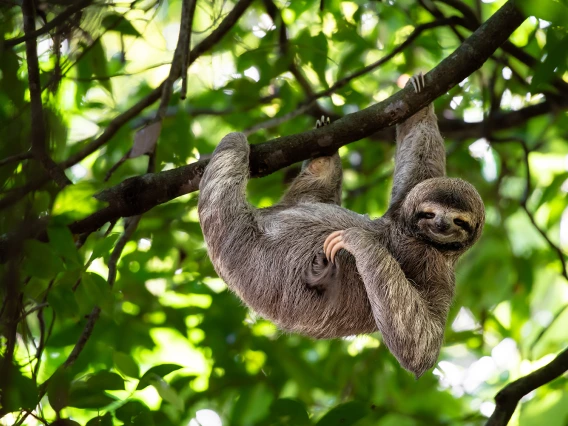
left=68, top=0, right=528, bottom=235
left=486, top=346, right=568, bottom=426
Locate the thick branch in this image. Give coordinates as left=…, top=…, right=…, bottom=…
left=486, top=346, right=568, bottom=426
left=67, top=0, right=528, bottom=235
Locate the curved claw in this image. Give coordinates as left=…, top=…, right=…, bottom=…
left=409, top=72, right=425, bottom=93
left=324, top=230, right=346, bottom=264
left=316, top=115, right=331, bottom=128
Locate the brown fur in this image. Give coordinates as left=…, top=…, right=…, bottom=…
left=198, top=96, right=484, bottom=378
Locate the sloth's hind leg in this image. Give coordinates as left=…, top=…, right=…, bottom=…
left=280, top=116, right=343, bottom=206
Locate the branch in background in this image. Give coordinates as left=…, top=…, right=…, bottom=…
left=4, top=0, right=94, bottom=48
left=22, top=0, right=71, bottom=188
left=0, top=0, right=255, bottom=210
left=435, top=0, right=568, bottom=95
left=309, top=16, right=464, bottom=103
left=485, top=346, right=568, bottom=426
left=66, top=0, right=528, bottom=235
left=0, top=151, right=32, bottom=168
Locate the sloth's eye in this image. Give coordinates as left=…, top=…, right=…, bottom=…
left=418, top=212, right=435, bottom=219
left=453, top=218, right=467, bottom=227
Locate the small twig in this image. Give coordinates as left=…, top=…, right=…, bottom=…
left=530, top=304, right=568, bottom=358
left=0, top=151, right=33, bottom=168
left=108, top=216, right=141, bottom=288
left=22, top=0, right=71, bottom=188
left=522, top=205, right=568, bottom=279
left=486, top=346, right=568, bottom=426
left=491, top=135, right=568, bottom=280
left=4, top=0, right=94, bottom=48
left=17, top=302, right=49, bottom=322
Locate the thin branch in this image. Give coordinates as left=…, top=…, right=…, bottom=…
left=0, top=151, right=33, bottom=167
left=308, top=16, right=463, bottom=103
left=4, top=0, right=94, bottom=48
left=22, top=0, right=71, bottom=188
left=530, top=304, right=568, bottom=358
left=522, top=204, right=568, bottom=279
left=66, top=0, right=528, bottom=235
left=486, top=346, right=568, bottom=426
left=17, top=302, right=49, bottom=322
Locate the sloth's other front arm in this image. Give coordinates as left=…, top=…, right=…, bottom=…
left=324, top=228, right=446, bottom=378
left=388, top=74, right=446, bottom=215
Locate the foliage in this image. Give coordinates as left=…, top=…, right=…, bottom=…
left=0, top=0, right=567, bottom=425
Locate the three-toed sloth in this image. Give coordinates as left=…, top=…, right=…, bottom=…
left=198, top=74, right=485, bottom=378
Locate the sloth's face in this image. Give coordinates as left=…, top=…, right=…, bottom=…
left=414, top=202, right=474, bottom=248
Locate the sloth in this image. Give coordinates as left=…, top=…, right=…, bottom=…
left=198, top=74, right=485, bottom=378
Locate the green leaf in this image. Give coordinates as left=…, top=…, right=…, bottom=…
left=102, top=12, right=142, bottom=37
left=137, top=364, right=183, bottom=390
left=311, top=32, right=329, bottom=86
left=267, top=399, right=311, bottom=426
left=53, top=182, right=101, bottom=219
left=1, top=362, right=38, bottom=412
left=24, top=277, right=50, bottom=300
left=114, top=351, right=140, bottom=378
left=518, top=0, right=568, bottom=25
left=48, top=225, right=82, bottom=266
left=315, top=402, right=371, bottom=426
left=68, top=385, right=116, bottom=409
left=51, top=419, right=81, bottom=426
left=86, top=413, right=113, bottom=426
left=531, top=33, right=568, bottom=89
left=90, top=40, right=112, bottom=95
left=535, top=172, right=568, bottom=208
left=115, top=400, right=152, bottom=425
left=47, top=368, right=72, bottom=412
left=89, top=234, right=120, bottom=262
left=86, top=371, right=125, bottom=391
left=151, top=378, right=184, bottom=411
left=47, top=287, right=80, bottom=320
left=22, top=240, right=65, bottom=280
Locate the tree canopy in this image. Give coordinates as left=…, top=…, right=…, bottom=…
left=0, top=0, right=567, bottom=425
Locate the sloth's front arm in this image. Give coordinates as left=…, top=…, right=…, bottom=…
left=324, top=228, right=445, bottom=378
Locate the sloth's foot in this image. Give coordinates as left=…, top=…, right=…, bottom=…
left=324, top=230, right=347, bottom=264
left=316, top=115, right=331, bottom=128
left=408, top=72, right=425, bottom=93
left=303, top=250, right=338, bottom=294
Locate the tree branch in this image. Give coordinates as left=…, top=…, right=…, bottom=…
left=4, top=0, right=94, bottom=48
left=22, top=0, right=71, bottom=188
left=67, top=0, right=528, bottom=235
left=485, top=346, right=568, bottom=426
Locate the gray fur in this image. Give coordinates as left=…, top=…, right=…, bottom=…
left=198, top=101, right=484, bottom=378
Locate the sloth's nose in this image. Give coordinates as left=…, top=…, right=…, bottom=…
left=435, top=217, right=451, bottom=232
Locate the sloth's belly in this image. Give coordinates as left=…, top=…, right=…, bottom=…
left=229, top=202, right=381, bottom=338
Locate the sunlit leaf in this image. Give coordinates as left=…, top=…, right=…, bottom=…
left=137, top=364, right=183, bottom=390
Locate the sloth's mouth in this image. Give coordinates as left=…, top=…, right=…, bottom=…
left=425, top=228, right=459, bottom=243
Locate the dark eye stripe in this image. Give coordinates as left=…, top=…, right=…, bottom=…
left=418, top=212, right=435, bottom=219
left=454, top=218, right=472, bottom=232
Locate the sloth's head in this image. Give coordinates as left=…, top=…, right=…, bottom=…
left=402, top=178, right=485, bottom=253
